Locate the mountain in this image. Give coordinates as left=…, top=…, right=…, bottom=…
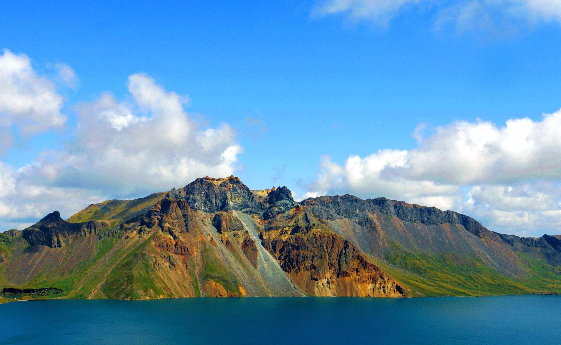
left=1, top=176, right=561, bottom=300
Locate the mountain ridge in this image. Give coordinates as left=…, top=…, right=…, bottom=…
left=1, top=175, right=561, bottom=300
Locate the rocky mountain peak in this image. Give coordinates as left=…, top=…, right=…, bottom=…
left=172, top=176, right=263, bottom=214
left=38, top=211, right=63, bottom=224
left=266, top=186, right=294, bottom=205
left=202, top=175, right=242, bottom=186
left=262, top=186, right=297, bottom=220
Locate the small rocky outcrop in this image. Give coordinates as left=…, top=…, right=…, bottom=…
left=241, top=237, right=258, bottom=268
left=263, top=186, right=297, bottom=220
left=212, top=212, right=244, bottom=233
left=22, top=211, right=106, bottom=248
left=266, top=186, right=293, bottom=204
left=5, top=229, right=21, bottom=238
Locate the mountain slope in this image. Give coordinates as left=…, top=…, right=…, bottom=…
left=1, top=176, right=561, bottom=299
left=302, top=195, right=561, bottom=296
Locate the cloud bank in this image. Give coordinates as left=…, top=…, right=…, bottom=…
left=0, top=50, right=67, bottom=155
left=314, top=0, right=561, bottom=33
left=305, top=110, right=561, bottom=236
left=49, top=73, right=242, bottom=196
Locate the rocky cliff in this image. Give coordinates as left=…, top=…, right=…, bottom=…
left=1, top=176, right=561, bottom=299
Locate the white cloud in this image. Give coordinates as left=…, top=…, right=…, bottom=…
left=314, top=0, right=561, bottom=32
left=54, top=63, right=78, bottom=88
left=0, top=160, right=106, bottom=231
left=307, top=153, right=462, bottom=211
left=412, top=122, right=426, bottom=144
left=408, top=112, right=561, bottom=184
left=0, top=63, right=243, bottom=231
left=0, top=49, right=67, bottom=154
left=306, top=110, right=561, bottom=235
left=0, top=162, right=16, bottom=198
left=466, top=183, right=561, bottom=212
left=462, top=182, right=561, bottom=235
left=25, top=73, right=242, bottom=197
left=313, top=0, right=425, bottom=26
left=511, top=0, right=561, bottom=21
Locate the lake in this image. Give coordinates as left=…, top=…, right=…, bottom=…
left=1, top=296, right=559, bottom=344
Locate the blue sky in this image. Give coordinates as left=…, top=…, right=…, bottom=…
left=2, top=0, right=561, bottom=236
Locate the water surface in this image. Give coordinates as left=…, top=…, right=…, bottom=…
left=1, top=296, right=559, bottom=344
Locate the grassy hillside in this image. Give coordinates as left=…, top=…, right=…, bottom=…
left=370, top=245, right=561, bottom=297
left=68, top=193, right=165, bottom=224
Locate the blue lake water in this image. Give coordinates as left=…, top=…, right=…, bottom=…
left=0, top=296, right=560, bottom=344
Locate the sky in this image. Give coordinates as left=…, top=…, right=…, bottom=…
left=2, top=0, right=561, bottom=236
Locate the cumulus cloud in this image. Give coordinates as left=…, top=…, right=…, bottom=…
left=461, top=182, right=561, bottom=235
left=408, top=112, right=561, bottom=184
left=307, top=152, right=462, bottom=211
left=0, top=160, right=106, bottom=231
left=314, top=0, right=561, bottom=33
left=305, top=110, right=561, bottom=235
left=0, top=49, right=66, bottom=154
left=0, top=66, right=243, bottom=230
left=30, top=73, right=243, bottom=197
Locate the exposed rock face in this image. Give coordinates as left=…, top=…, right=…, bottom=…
left=22, top=211, right=106, bottom=248
left=261, top=207, right=406, bottom=297
left=263, top=186, right=297, bottom=220
left=174, top=176, right=263, bottom=214
left=212, top=212, right=245, bottom=233
left=203, top=279, right=229, bottom=297
left=263, top=229, right=405, bottom=297
left=302, top=196, right=511, bottom=251
left=140, top=196, right=193, bottom=237
left=302, top=195, right=492, bottom=235
left=544, top=235, right=561, bottom=252
left=498, top=233, right=561, bottom=265
left=266, top=186, right=293, bottom=204
left=241, top=237, right=258, bottom=268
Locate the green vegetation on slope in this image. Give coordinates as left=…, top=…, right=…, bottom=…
left=201, top=242, right=241, bottom=296
left=376, top=242, right=561, bottom=297
left=68, top=193, right=165, bottom=223
left=101, top=234, right=169, bottom=299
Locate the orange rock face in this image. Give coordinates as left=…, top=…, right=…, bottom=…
left=203, top=280, right=229, bottom=297
left=260, top=207, right=407, bottom=297
left=241, top=237, right=258, bottom=268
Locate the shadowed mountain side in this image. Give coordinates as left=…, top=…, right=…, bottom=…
left=1, top=176, right=561, bottom=299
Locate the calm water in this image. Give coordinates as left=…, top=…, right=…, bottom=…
left=1, top=296, right=560, bottom=344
